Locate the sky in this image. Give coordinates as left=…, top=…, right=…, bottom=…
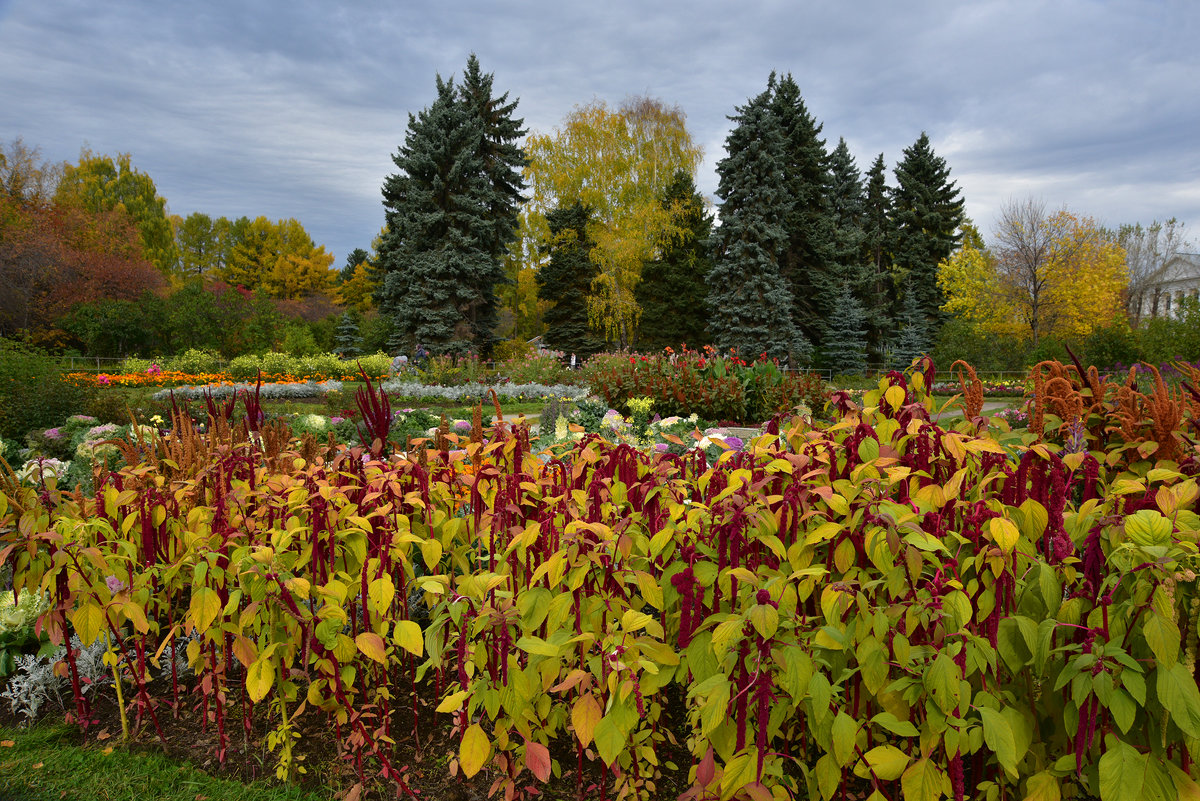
left=2, top=0, right=1197, bottom=265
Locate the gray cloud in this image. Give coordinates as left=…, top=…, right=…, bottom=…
left=2, top=0, right=1197, bottom=263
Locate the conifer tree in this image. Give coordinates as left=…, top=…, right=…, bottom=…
left=707, top=88, right=810, bottom=364
left=459, top=54, right=528, bottom=348
left=890, top=133, right=965, bottom=333
left=634, top=171, right=713, bottom=351
left=334, top=311, right=363, bottom=357
left=770, top=75, right=834, bottom=345
left=376, top=57, right=525, bottom=356
left=537, top=202, right=604, bottom=357
left=889, top=287, right=930, bottom=370
left=825, top=137, right=866, bottom=288
left=340, top=248, right=370, bottom=283
left=823, top=281, right=869, bottom=376
left=862, top=154, right=893, bottom=277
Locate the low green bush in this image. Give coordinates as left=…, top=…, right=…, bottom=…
left=164, top=347, right=223, bottom=375
left=0, top=340, right=96, bottom=444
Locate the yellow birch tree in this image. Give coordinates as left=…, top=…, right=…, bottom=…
left=522, top=97, right=703, bottom=346
left=939, top=202, right=1126, bottom=345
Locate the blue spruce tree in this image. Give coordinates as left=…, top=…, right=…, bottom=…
left=707, top=88, right=810, bottom=365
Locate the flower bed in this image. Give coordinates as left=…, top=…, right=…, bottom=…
left=5, top=360, right=1199, bottom=800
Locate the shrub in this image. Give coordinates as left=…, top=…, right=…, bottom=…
left=280, top=323, right=320, bottom=356
left=296, top=352, right=343, bottom=380
left=119, top=356, right=157, bottom=373
left=492, top=338, right=533, bottom=362
left=0, top=340, right=96, bottom=444
left=164, top=348, right=223, bottom=375
left=583, top=350, right=827, bottom=424
left=415, top=353, right=491, bottom=386
left=496, top=350, right=575, bottom=386
left=258, top=351, right=294, bottom=378
left=351, top=352, right=392, bottom=380
left=227, top=353, right=263, bottom=381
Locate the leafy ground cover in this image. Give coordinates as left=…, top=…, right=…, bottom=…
left=1, top=357, right=1199, bottom=801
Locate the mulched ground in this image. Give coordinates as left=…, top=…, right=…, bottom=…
left=0, top=667, right=695, bottom=801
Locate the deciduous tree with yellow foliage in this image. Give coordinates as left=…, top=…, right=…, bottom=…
left=523, top=96, right=703, bottom=347
left=939, top=200, right=1126, bottom=346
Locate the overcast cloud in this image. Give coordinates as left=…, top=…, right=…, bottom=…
left=2, top=0, right=1197, bottom=263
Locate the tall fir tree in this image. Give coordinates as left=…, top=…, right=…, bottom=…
left=860, top=153, right=897, bottom=360
left=334, top=311, right=363, bottom=357
left=376, top=57, right=525, bottom=356
left=340, top=248, right=370, bottom=283
left=822, top=281, right=869, bottom=376
left=888, top=286, right=930, bottom=370
left=537, top=202, right=604, bottom=357
left=770, top=74, right=835, bottom=346
left=707, top=88, right=810, bottom=364
left=459, top=54, right=528, bottom=348
left=890, top=133, right=965, bottom=334
left=862, top=154, right=893, bottom=277
left=634, top=171, right=713, bottom=351
left=825, top=137, right=867, bottom=287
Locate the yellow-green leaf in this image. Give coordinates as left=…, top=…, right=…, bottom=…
left=189, top=586, right=221, bottom=633
left=436, top=690, right=470, bottom=714
left=459, top=723, right=491, bottom=778
left=978, top=706, right=1018, bottom=776
left=593, top=714, right=626, bottom=766
left=854, top=744, right=910, bottom=781
left=988, top=517, right=1020, bottom=554
left=1023, top=771, right=1061, bottom=801
left=392, top=620, right=424, bottom=657
left=1098, top=740, right=1146, bottom=801
left=901, top=757, right=945, bottom=801
left=355, top=632, right=387, bottom=664
left=246, top=657, right=274, bottom=703
left=747, top=604, right=779, bottom=641
left=70, top=601, right=105, bottom=647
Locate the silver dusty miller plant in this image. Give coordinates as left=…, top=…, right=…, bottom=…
left=2, top=635, right=109, bottom=724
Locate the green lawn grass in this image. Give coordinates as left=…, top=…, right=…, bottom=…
left=0, top=723, right=335, bottom=801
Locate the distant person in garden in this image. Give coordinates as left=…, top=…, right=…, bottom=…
left=390, top=353, right=409, bottom=375
left=414, top=345, right=428, bottom=368
left=570, top=353, right=577, bottom=370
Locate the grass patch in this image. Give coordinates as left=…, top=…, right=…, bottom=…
left=0, top=723, right=335, bottom=801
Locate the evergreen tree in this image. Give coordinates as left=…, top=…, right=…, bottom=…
left=770, top=74, right=834, bottom=346
left=634, top=171, right=713, bottom=351
left=707, top=88, right=810, bottom=364
left=334, top=311, right=362, bottom=357
left=537, top=202, right=604, bottom=357
left=825, top=138, right=866, bottom=286
left=889, top=287, right=930, bottom=370
left=458, top=53, right=528, bottom=349
left=340, top=248, right=370, bottom=283
left=890, top=133, right=965, bottom=332
left=822, top=282, right=869, bottom=376
left=862, top=154, right=893, bottom=276
left=376, top=57, right=525, bottom=356
left=861, top=153, right=897, bottom=360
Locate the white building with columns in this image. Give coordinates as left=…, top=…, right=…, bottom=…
left=1138, top=252, right=1200, bottom=319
